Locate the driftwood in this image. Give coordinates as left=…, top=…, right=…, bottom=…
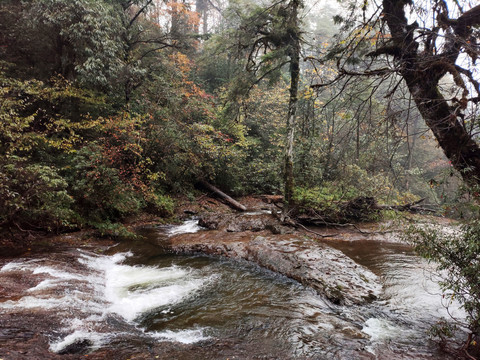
left=375, top=198, right=437, bottom=213
left=294, top=197, right=379, bottom=226
left=266, top=196, right=439, bottom=239
left=290, top=197, right=438, bottom=228
left=198, top=180, right=247, bottom=212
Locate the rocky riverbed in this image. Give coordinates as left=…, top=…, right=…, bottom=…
left=0, top=197, right=461, bottom=359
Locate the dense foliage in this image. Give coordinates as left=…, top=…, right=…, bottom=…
left=0, top=0, right=466, bottom=237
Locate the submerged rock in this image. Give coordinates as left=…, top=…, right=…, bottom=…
left=170, top=233, right=381, bottom=305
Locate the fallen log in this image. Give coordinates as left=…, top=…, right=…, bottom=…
left=375, top=198, right=437, bottom=213
left=198, top=180, right=247, bottom=212
left=291, top=197, right=439, bottom=228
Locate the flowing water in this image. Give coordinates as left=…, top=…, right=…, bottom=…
left=0, top=221, right=463, bottom=359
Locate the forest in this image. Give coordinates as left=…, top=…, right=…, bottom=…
left=0, top=0, right=479, bottom=359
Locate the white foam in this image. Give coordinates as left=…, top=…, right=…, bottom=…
left=1, top=259, right=41, bottom=272
left=49, top=330, right=109, bottom=353
left=105, top=268, right=208, bottom=322
left=77, top=251, right=132, bottom=270
left=105, top=264, right=190, bottom=290
left=31, top=266, right=85, bottom=280
left=0, top=296, right=68, bottom=310
left=362, top=317, right=419, bottom=355
left=362, top=318, right=410, bottom=342
left=78, top=252, right=210, bottom=322
left=0, top=250, right=214, bottom=353
left=1, top=261, right=24, bottom=272
left=27, top=279, right=59, bottom=292
left=1, top=261, right=85, bottom=282
left=151, top=328, right=210, bottom=344
left=167, top=220, right=202, bottom=235
left=244, top=210, right=272, bottom=216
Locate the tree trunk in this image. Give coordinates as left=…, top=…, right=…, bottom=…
left=199, top=180, right=247, bottom=211
left=382, top=0, right=480, bottom=187
left=202, top=4, right=208, bottom=35
left=405, top=77, right=480, bottom=186
left=283, top=0, right=300, bottom=211
left=405, top=113, right=418, bottom=190
left=195, top=0, right=205, bottom=35
left=406, top=114, right=418, bottom=171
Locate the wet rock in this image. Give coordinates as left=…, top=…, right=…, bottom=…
left=58, top=338, right=93, bottom=355
left=198, top=214, right=222, bottom=230
left=0, top=328, right=34, bottom=341
left=171, top=234, right=382, bottom=305
left=265, top=223, right=294, bottom=235
left=198, top=213, right=277, bottom=233
left=259, top=195, right=283, bottom=204
left=226, top=217, right=270, bottom=232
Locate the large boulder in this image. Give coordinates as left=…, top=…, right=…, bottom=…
left=171, top=233, right=381, bottom=305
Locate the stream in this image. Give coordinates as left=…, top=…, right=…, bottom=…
left=0, top=220, right=464, bottom=359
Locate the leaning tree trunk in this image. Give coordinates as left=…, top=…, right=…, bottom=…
left=382, top=0, right=480, bottom=187
left=405, top=75, right=480, bottom=187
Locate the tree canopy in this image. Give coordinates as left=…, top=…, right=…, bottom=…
left=0, top=0, right=477, bottom=226
left=320, top=0, right=480, bottom=187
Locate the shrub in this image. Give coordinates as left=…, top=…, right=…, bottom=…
left=293, top=185, right=342, bottom=213
left=66, top=145, right=144, bottom=226
left=0, top=157, right=74, bottom=231
left=146, top=192, right=175, bottom=218
left=407, top=222, right=480, bottom=357
left=293, top=185, right=379, bottom=223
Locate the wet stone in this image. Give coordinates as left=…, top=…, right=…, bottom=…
left=0, top=328, right=35, bottom=342
left=58, top=338, right=93, bottom=355
left=198, top=213, right=276, bottom=233
left=171, top=234, right=382, bottom=305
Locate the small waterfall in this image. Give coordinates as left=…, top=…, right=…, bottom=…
left=166, top=219, right=203, bottom=236
left=0, top=249, right=214, bottom=353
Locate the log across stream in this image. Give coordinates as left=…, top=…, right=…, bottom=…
left=0, top=216, right=465, bottom=359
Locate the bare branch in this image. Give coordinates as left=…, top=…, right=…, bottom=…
left=455, top=65, right=480, bottom=98
left=129, top=0, right=154, bottom=28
